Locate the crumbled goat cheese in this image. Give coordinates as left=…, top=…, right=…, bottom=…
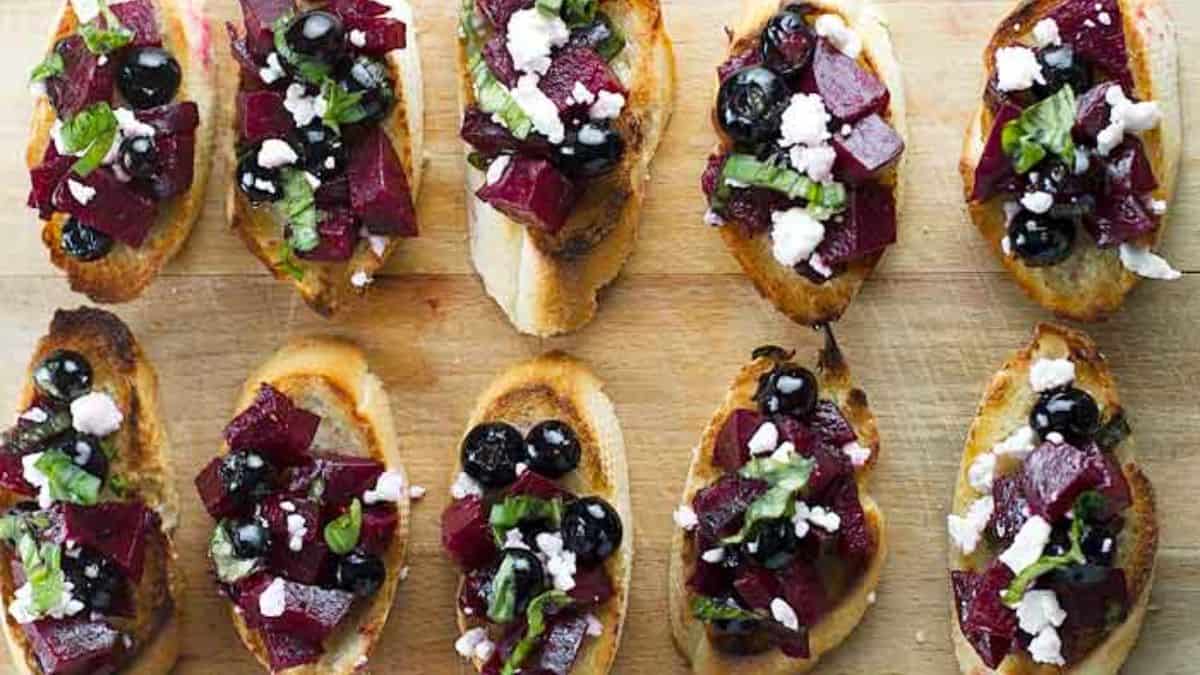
left=994, top=46, right=1045, bottom=92
left=506, top=8, right=569, bottom=76
left=1096, top=85, right=1162, bottom=156
left=303, top=172, right=321, bottom=190
left=1021, top=191, right=1054, bottom=214
left=21, top=453, right=54, bottom=507
left=789, top=144, right=838, bottom=183
left=585, top=614, right=604, bottom=636
left=571, top=81, right=596, bottom=106
left=947, top=496, right=994, bottom=555
left=515, top=462, right=529, bottom=476
left=286, top=513, right=308, bottom=551
left=259, top=578, right=287, bottom=618
left=1001, top=235, right=1013, bottom=257
left=364, top=470, right=407, bottom=505
left=451, top=472, right=484, bottom=499
left=807, top=505, right=841, bottom=532
left=968, top=452, right=997, bottom=494
left=409, top=485, right=426, bottom=500
left=771, top=208, right=826, bottom=267
left=1097, top=11, right=1112, bottom=26
left=67, top=180, right=96, bottom=206
left=747, top=422, right=780, bottom=456
left=70, top=392, right=123, bottom=437
left=349, top=29, right=367, bottom=48
left=455, top=627, right=491, bottom=659
left=20, top=408, right=48, bottom=424
left=808, top=253, right=834, bottom=278
left=284, top=83, right=328, bottom=127
left=779, top=93, right=832, bottom=148
left=9, top=579, right=84, bottom=624
left=578, top=124, right=607, bottom=146
left=258, top=139, right=299, bottom=169
left=368, top=233, right=389, bottom=258
left=1119, top=244, right=1182, bottom=281
left=399, top=566, right=410, bottom=580
left=280, top=501, right=296, bottom=512
left=792, top=502, right=812, bottom=539
left=1029, top=358, right=1075, bottom=393
left=843, top=441, right=872, bottom=467
left=1046, top=432, right=1064, bottom=445
left=704, top=209, right=725, bottom=227
left=504, top=528, right=530, bottom=551
left=1028, top=626, right=1066, bottom=666
left=1015, top=589, right=1067, bottom=634
left=867, top=591, right=877, bottom=605
left=589, top=90, right=626, bottom=120
left=770, top=598, right=800, bottom=631
left=993, top=425, right=1037, bottom=459
left=538, top=532, right=577, bottom=591
left=1148, top=199, right=1167, bottom=215
left=259, top=52, right=286, bottom=84
left=674, top=505, right=699, bottom=531
left=474, top=638, right=496, bottom=662
left=486, top=155, right=511, bottom=185
left=1000, top=515, right=1052, bottom=574
left=700, top=547, right=726, bottom=564
left=814, top=14, right=862, bottom=58
left=350, top=271, right=372, bottom=288
left=512, top=74, right=565, bottom=144
left=1033, top=18, right=1062, bottom=47
left=114, top=108, right=156, bottom=139
left=71, top=0, right=102, bottom=24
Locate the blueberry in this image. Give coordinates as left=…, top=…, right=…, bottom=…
left=335, top=551, right=386, bottom=597
left=337, top=56, right=394, bottom=126
left=285, top=11, right=345, bottom=63
left=295, top=123, right=346, bottom=180
left=1008, top=211, right=1075, bottom=267
left=61, top=218, right=113, bottom=262
left=1031, top=387, right=1101, bottom=445
left=743, top=517, right=798, bottom=570
left=754, top=364, right=819, bottom=418
left=237, top=150, right=283, bottom=204
left=117, top=47, right=181, bottom=109
left=717, top=66, right=789, bottom=147
left=226, top=517, right=271, bottom=559
left=461, top=422, right=525, bottom=488
left=218, top=451, right=273, bottom=506
left=1033, top=46, right=1092, bottom=100
left=524, top=420, right=581, bottom=478
left=761, top=7, right=816, bottom=76
left=561, top=497, right=623, bottom=566
left=33, top=350, right=92, bottom=401
left=556, top=122, right=623, bottom=178
left=119, top=136, right=158, bottom=179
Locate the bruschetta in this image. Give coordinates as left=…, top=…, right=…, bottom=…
left=0, top=307, right=182, bottom=674
left=703, top=0, right=907, bottom=326
left=193, top=337, right=410, bottom=673
left=669, top=335, right=885, bottom=673
left=226, top=0, right=423, bottom=316
left=441, top=353, right=632, bottom=673
left=961, top=0, right=1181, bottom=321
left=947, top=323, right=1156, bottom=672
left=26, top=0, right=216, bottom=304
left=457, top=0, right=675, bottom=337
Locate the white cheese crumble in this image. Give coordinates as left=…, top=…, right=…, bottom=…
left=770, top=598, right=799, bottom=631
left=589, top=90, right=626, bottom=120
left=451, top=472, right=484, bottom=499
left=571, top=81, right=596, bottom=106
left=70, top=392, right=123, bottom=437
left=993, top=425, right=1037, bottom=459
left=578, top=124, right=607, bottom=145
left=350, top=271, right=372, bottom=288
left=20, top=407, right=48, bottom=424
left=257, top=139, right=299, bottom=169
left=814, top=14, right=862, bottom=58
left=1119, top=244, right=1182, bottom=281
left=283, top=83, right=328, bottom=128
left=770, top=208, right=826, bottom=267
left=1096, top=85, right=1162, bottom=156
left=9, top=579, right=84, bottom=624
left=67, top=180, right=96, bottom=206
left=809, top=252, right=834, bottom=278
left=1021, top=191, right=1054, bottom=215
left=506, top=8, right=569, bottom=76
left=512, top=74, right=565, bottom=144
left=286, top=513, right=308, bottom=552
left=71, top=0, right=102, bottom=24
left=968, top=452, right=997, bottom=494
left=504, top=528, right=530, bottom=551
left=114, top=108, right=156, bottom=140
left=994, top=46, right=1045, bottom=92
left=1000, top=515, right=1052, bottom=574
left=789, top=144, right=837, bottom=184
left=485, top=155, right=511, bottom=185
left=842, top=441, right=871, bottom=467
left=700, top=547, right=726, bottom=564
left=259, top=578, right=287, bottom=618
left=1028, top=626, right=1066, bottom=666
left=349, top=29, right=367, bottom=48
left=364, top=470, right=407, bottom=505
left=674, top=505, right=699, bottom=531
left=585, top=614, right=604, bottom=636
left=747, top=422, right=779, bottom=456
left=947, top=496, right=994, bottom=555
left=779, top=93, right=832, bottom=148
left=807, top=505, right=841, bottom=532
left=1015, top=589, right=1067, bottom=634
left=1046, top=432, right=1065, bottom=445
left=454, top=627, right=492, bottom=660
left=1029, top=358, right=1075, bottom=393
left=536, top=532, right=577, bottom=591
left=1032, top=18, right=1062, bottom=48
left=259, top=52, right=286, bottom=84
left=409, top=485, right=426, bottom=500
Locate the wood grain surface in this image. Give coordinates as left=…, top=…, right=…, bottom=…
left=0, top=0, right=1196, bottom=673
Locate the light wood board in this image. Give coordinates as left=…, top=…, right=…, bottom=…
left=0, top=0, right=1196, bottom=673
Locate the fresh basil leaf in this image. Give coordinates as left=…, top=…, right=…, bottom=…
left=561, top=0, right=598, bottom=25
left=487, top=552, right=520, bottom=623
left=34, top=450, right=101, bottom=506
left=536, top=0, right=563, bottom=16
left=723, top=453, right=814, bottom=545
left=1001, top=86, right=1076, bottom=174
left=210, top=522, right=260, bottom=584
left=489, top=496, right=563, bottom=545
left=1002, top=503, right=1087, bottom=605
left=0, top=511, right=50, bottom=545
left=276, top=169, right=320, bottom=252
left=324, top=498, right=363, bottom=555
left=273, top=16, right=332, bottom=84
left=712, top=154, right=847, bottom=219
left=501, top=590, right=573, bottom=675
left=275, top=242, right=306, bottom=281
left=461, top=0, right=534, bottom=139
left=320, top=79, right=367, bottom=134
left=26, top=540, right=66, bottom=616
left=1072, top=491, right=1107, bottom=523
left=106, top=473, right=131, bottom=498
left=59, top=102, right=118, bottom=177
left=691, top=596, right=761, bottom=623
left=80, top=1, right=134, bottom=55
left=593, top=13, right=626, bottom=61
left=30, top=53, right=65, bottom=83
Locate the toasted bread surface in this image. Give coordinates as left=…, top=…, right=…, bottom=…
left=228, top=0, right=424, bottom=317
left=959, top=0, right=1181, bottom=322
left=0, top=308, right=182, bottom=675
left=668, top=334, right=886, bottom=674
left=460, top=1, right=676, bottom=337
left=451, top=353, right=632, bottom=673
left=715, top=0, right=908, bottom=327
left=948, top=323, right=1158, bottom=674
left=27, top=0, right=217, bottom=304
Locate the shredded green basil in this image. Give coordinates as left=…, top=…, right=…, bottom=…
left=320, top=79, right=368, bottom=133
left=1001, top=86, right=1077, bottom=174
left=722, top=453, right=814, bottom=545
left=1001, top=492, right=1106, bottom=604
left=501, top=591, right=574, bottom=675
left=35, top=450, right=101, bottom=506
left=487, top=551, right=521, bottom=623
left=272, top=15, right=332, bottom=84
left=324, top=498, right=363, bottom=555
left=691, top=596, right=761, bottom=623
left=30, top=53, right=65, bottom=83
left=489, top=496, right=563, bottom=545
left=461, top=0, right=534, bottom=139
left=79, top=0, right=133, bottom=55
left=712, top=154, right=848, bottom=220
left=276, top=169, right=320, bottom=252
left=58, top=101, right=119, bottom=177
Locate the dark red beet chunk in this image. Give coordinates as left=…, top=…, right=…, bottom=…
left=461, top=107, right=554, bottom=160
left=1042, top=566, right=1129, bottom=661
left=238, top=91, right=292, bottom=145
left=0, top=454, right=35, bottom=496
left=28, top=146, right=75, bottom=220
left=1087, top=191, right=1157, bottom=247
left=223, top=384, right=320, bottom=466
left=780, top=558, right=827, bottom=626
left=308, top=452, right=384, bottom=510
left=775, top=416, right=819, bottom=457
left=261, top=495, right=323, bottom=583
left=701, top=153, right=725, bottom=198
left=798, top=441, right=852, bottom=502
left=733, top=564, right=780, bottom=611
left=231, top=572, right=274, bottom=628
left=227, top=23, right=264, bottom=85
left=483, top=32, right=518, bottom=88
left=1105, top=138, right=1158, bottom=195
left=348, top=126, right=418, bottom=236
left=833, top=114, right=905, bottom=183
left=341, top=15, right=407, bottom=55
left=109, top=0, right=161, bottom=47
left=955, top=560, right=1017, bottom=669
left=1074, top=82, right=1116, bottom=142
left=297, top=209, right=359, bottom=262
left=1090, top=453, right=1131, bottom=521
left=691, top=475, right=769, bottom=548
left=723, top=187, right=792, bottom=234
left=476, top=157, right=578, bottom=234
left=195, top=456, right=241, bottom=519
left=51, top=169, right=156, bottom=247
left=827, top=478, right=872, bottom=562
left=442, top=496, right=499, bottom=570
left=258, top=578, right=355, bottom=643
left=810, top=400, right=857, bottom=447
left=717, top=42, right=763, bottom=82
left=1022, top=441, right=1105, bottom=520
left=45, top=36, right=115, bottom=119
left=261, top=629, right=323, bottom=670
left=971, top=102, right=1023, bottom=202
left=714, top=409, right=765, bottom=472
left=477, top=0, right=533, bottom=28
left=459, top=567, right=493, bottom=617
left=536, top=613, right=589, bottom=675
left=314, top=175, right=349, bottom=209
left=136, top=101, right=201, bottom=135
left=239, top=0, right=296, bottom=57
left=1048, top=0, right=1132, bottom=89
left=26, top=619, right=120, bottom=675
left=805, top=39, right=888, bottom=122
left=568, top=564, right=613, bottom=606
left=504, top=470, right=572, bottom=501
left=143, top=132, right=195, bottom=200
left=987, top=473, right=1030, bottom=549
left=539, top=46, right=625, bottom=113
left=60, top=502, right=153, bottom=582
left=687, top=560, right=733, bottom=598
left=815, top=181, right=896, bottom=266
left=359, top=505, right=399, bottom=555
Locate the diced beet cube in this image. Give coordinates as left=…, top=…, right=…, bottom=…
left=780, top=558, right=826, bottom=626
left=461, top=107, right=553, bottom=160
left=568, top=564, right=613, bottom=606
left=723, top=187, right=792, bottom=234
left=476, top=157, right=578, bottom=234
left=1074, top=81, right=1116, bottom=141
left=815, top=181, right=896, bottom=266
left=0, top=453, right=35, bottom=496
left=1042, top=565, right=1128, bottom=661
left=775, top=416, right=819, bottom=457
left=810, top=400, right=857, bottom=447
left=459, top=567, right=493, bottom=617
left=691, top=475, right=769, bottom=548
left=347, top=126, right=417, bottom=236
left=504, top=470, right=572, bottom=501
left=45, top=36, right=115, bottom=119
left=61, top=502, right=153, bottom=582
left=296, top=209, right=359, bottom=262
left=1105, top=138, right=1158, bottom=196
left=26, top=619, right=120, bottom=675
left=1049, top=0, right=1132, bottom=89
left=987, top=473, right=1030, bottom=549
left=717, top=43, right=763, bottom=83
left=308, top=452, right=384, bottom=510
left=262, top=495, right=324, bottom=583
left=701, top=153, right=726, bottom=198
left=713, top=409, right=765, bottom=472
left=827, top=478, right=872, bottom=562
left=1087, top=191, right=1157, bottom=247
left=231, top=572, right=274, bottom=628
left=483, top=31, right=518, bottom=88
left=477, top=0, right=533, bottom=28
left=359, top=505, right=398, bottom=556
left=1090, top=453, right=1131, bottom=521
left=28, top=146, right=75, bottom=220
left=804, top=39, right=888, bottom=122
left=955, top=560, right=1017, bottom=669
left=539, top=46, right=625, bottom=113
left=195, top=456, right=242, bottom=520
left=341, top=15, right=406, bottom=55
left=258, top=578, right=355, bottom=644
left=971, top=102, right=1023, bottom=202
left=535, top=613, right=589, bottom=674
left=774, top=625, right=810, bottom=659
left=442, top=496, right=498, bottom=570
left=261, top=629, right=323, bottom=670
left=686, top=560, right=732, bottom=598
left=223, top=384, right=320, bottom=466
left=109, top=0, right=161, bottom=47
left=227, top=23, right=265, bottom=85
left=315, top=174, right=350, bottom=208
left=135, top=101, right=201, bottom=136
left=239, top=0, right=296, bottom=57
left=1022, top=441, right=1105, bottom=521
left=799, top=442, right=852, bottom=502
left=237, top=91, right=292, bottom=145
left=143, top=132, right=195, bottom=200
left=733, top=564, right=780, bottom=611
left=52, top=169, right=156, bottom=247
left=832, top=114, right=904, bottom=183
left=329, top=0, right=391, bottom=16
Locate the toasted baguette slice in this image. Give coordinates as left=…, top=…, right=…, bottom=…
left=459, top=2, right=675, bottom=337
left=452, top=353, right=632, bottom=673
left=0, top=308, right=182, bottom=674
left=27, top=0, right=217, bottom=304
left=716, top=0, right=908, bottom=326
left=222, top=337, right=410, bottom=674
left=669, top=334, right=886, bottom=674
left=960, top=0, right=1181, bottom=322
left=229, top=0, right=424, bottom=317
left=948, top=323, right=1158, bottom=674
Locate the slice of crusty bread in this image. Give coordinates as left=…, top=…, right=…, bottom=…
left=451, top=353, right=633, bottom=673
left=948, top=323, right=1158, bottom=674
left=229, top=0, right=424, bottom=317
left=216, top=337, right=410, bottom=674
left=959, top=0, right=1181, bottom=322
left=716, top=0, right=908, bottom=327
left=0, top=308, right=182, bottom=675
left=669, top=333, right=887, bottom=674
left=27, top=0, right=217, bottom=305
left=459, top=1, right=676, bottom=337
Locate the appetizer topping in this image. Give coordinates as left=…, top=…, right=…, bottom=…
left=718, top=67, right=788, bottom=147
left=1033, top=19, right=1062, bottom=48
left=561, top=497, right=622, bottom=566
left=462, top=422, right=526, bottom=488
left=1028, top=357, right=1076, bottom=392
left=116, top=47, right=180, bottom=110
left=34, top=350, right=93, bottom=402
left=525, top=420, right=582, bottom=478
left=994, top=46, right=1045, bottom=93
left=60, top=218, right=114, bottom=261
left=947, top=496, right=994, bottom=555
left=69, top=392, right=122, bottom=438
left=761, top=7, right=815, bottom=76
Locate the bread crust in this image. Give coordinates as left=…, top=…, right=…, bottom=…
left=0, top=308, right=182, bottom=674
left=959, top=0, right=1181, bottom=322
left=715, top=0, right=908, bottom=327
left=227, top=0, right=424, bottom=317
left=459, top=1, right=676, bottom=337
left=451, top=353, right=632, bottom=673
left=27, top=0, right=217, bottom=304
left=948, top=323, right=1158, bottom=674
left=668, top=334, right=886, bottom=674
left=212, top=337, right=410, bottom=674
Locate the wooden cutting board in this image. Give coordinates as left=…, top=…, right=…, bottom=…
left=0, top=0, right=1196, bottom=673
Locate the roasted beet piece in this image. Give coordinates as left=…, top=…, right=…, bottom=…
left=1105, top=138, right=1158, bottom=195
left=238, top=91, right=292, bottom=144
left=1087, top=191, right=1157, bottom=247
left=815, top=181, right=897, bottom=266
left=798, top=442, right=852, bottom=502
left=340, top=14, right=407, bottom=56
left=0, top=454, right=35, bottom=496
left=971, top=102, right=1023, bottom=202
left=261, top=495, right=323, bottom=582
left=459, top=567, right=493, bottom=617
left=227, top=23, right=265, bottom=86
left=687, top=560, right=733, bottom=598
left=60, top=502, right=153, bottom=582
left=714, top=409, right=765, bottom=472
left=194, top=455, right=259, bottom=520
left=1022, top=441, right=1105, bottom=520
left=691, top=475, right=769, bottom=547
left=258, top=578, right=355, bottom=643
left=483, top=31, right=518, bottom=88
left=261, top=629, right=323, bottom=670
left=780, top=558, right=826, bottom=626
left=442, top=496, right=499, bottom=570
left=230, top=572, right=275, bottom=628
left=223, top=384, right=320, bottom=466
left=109, top=0, right=161, bottom=47
left=832, top=114, right=905, bottom=183
left=309, top=452, right=384, bottom=509
left=701, top=153, right=726, bottom=197
left=347, top=126, right=418, bottom=236
left=26, top=618, right=120, bottom=675
left=240, top=0, right=297, bottom=57
left=827, top=477, right=872, bottom=562
left=45, top=36, right=116, bottom=119
left=810, top=400, right=857, bottom=447
left=1048, top=0, right=1132, bottom=88
left=568, top=563, right=613, bottom=606
left=536, top=613, right=590, bottom=674
left=475, top=157, right=578, bottom=234
left=987, top=473, right=1030, bottom=549
left=804, top=39, right=888, bottom=122
left=503, top=470, right=572, bottom=501
left=539, top=46, right=625, bottom=113
left=1074, top=81, right=1115, bottom=141
left=733, top=564, right=780, bottom=611
left=51, top=169, right=157, bottom=247
left=717, top=42, right=764, bottom=83
left=723, top=187, right=792, bottom=234
left=774, top=416, right=819, bottom=457
left=1089, top=453, right=1131, bottom=521
left=143, top=132, right=195, bottom=200
left=359, top=505, right=399, bottom=555
left=296, top=209, right=359, bottom=262
left=477, top=0, right=533, bottom=28
left=461, top=107, right=554, bottom=160
left=954, top=560, right=1017, bottom=669
left=28, top=146, right=75, bottom=220
left=1042, top=565, right=1129, bottom=661
left=136, top=101, right=200, bottom=135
